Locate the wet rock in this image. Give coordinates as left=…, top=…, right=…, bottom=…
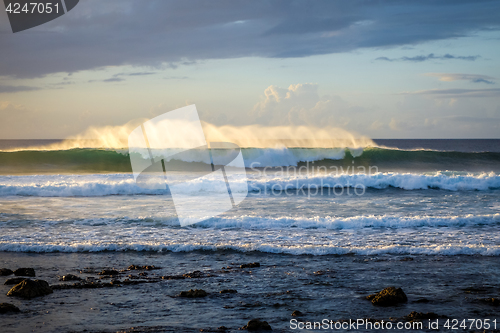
left=217, top=326, right=228, bottom=331
left=220, top=289, right=237, bottom=294
left=160, top=271, right=206, bottom=280
left=404, top=311, right=441, bottom=322
left=13, top=268, right=35, bottom=277
left=98, top=269, right=120, bottom=276
left=7, top=279, right=53, bottom=299
left=291, top=310, right=303, bottom=317
left=400, top=257, right=414, bottom=261
left=59, top=274, right=82, bottom=281
left=240, top=263, right=260, bottom=269
left=366, top=287, right=408, bottom=306
left=178, top=289, right=208, bottom=298
left=482, top=298, right=500, bottom=306
left=0, top=268, right=14, bottom=276
left=241, top=319, right=272, bottom=331
left=161, top=275, right=185, bottom=280
left=4, top=278, right=26, bottom=285
left=462, top=286, right=490, bottom=294
left=0, top=303, right=20, bottom=314
left=183, top=270, right=208, bottom=278
left=414, top=298, right=431, bottom=303
left=128, top=265, right=161, bottom=271
left=51, top=281, right=117, bottom=290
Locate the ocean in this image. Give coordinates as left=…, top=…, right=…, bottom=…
left=0, top=139, right=499, bottom=332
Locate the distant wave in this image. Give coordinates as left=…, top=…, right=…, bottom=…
left=0, top=172, right=499, bottom=197
left=1, top=147, right=500, bottom=172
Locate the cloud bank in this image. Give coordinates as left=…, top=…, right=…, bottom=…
left=1, top=0, right=499, bottom=77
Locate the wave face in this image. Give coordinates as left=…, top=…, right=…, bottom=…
left=1, top=146, right=500, bottom=173
left=0, top=172, right=499, bottom=197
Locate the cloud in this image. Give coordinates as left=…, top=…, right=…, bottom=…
left=88, top=77, right=125, bottom=83
left=114, top=72, right=156, bottom=77
left=400, top=88, right=500, bottom=98
left=425, top=73, right=495, bottom=84
left=376, top=53, right=479, bottom=62
left=1, top=0, right=499, bottom=77
left=252, top=83, right=363, bottom=127
left=0, top=85, right=41, bottom=93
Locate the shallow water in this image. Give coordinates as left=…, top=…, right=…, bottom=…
left=1, top=252, right=499, bottom=333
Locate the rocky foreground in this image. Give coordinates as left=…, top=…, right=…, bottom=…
left=1, top=254, right=500, bottom=333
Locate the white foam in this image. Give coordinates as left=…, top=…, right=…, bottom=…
left=249, top=171, right=500, bottom=192
left=0, top=242, right=498, bottom=256
left=1, top=172, right=498, bottom=197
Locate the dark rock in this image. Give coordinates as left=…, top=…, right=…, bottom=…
left=51, top=281, right=116, bottom=290
left=59, top=274, right=82, bottom=281
left=220, top=289, right=237, bottom=294
left=127, top=265, right=141, bottom=270
left=404, top=311, right=440, bottom=321
left=241, top=319, right=272, bottom=331
left=183, top=270, right=207, bottom=278
left=367, top=287, right=407, bottom=306
left=291, top=310, right=303, bottom=317
left=13, top=268, right=35, bottom=277
left=161, top=275, right=185, bottom=280
left=414, top=298, right=431, bottom=303
left=178, top=289, right=208, bottom=298
left=462, top=286, right=489, bottom=294
left=0, top=268, right=14, bottom=276
left=0, top=303, right=20, bottom=314
left=482, top=298, right=500, bottom=306
left=127, top=265, right=161, bottom=271
left=240, top=263, right=260, bottom=269
left=7, top=279, right=53, bottom=299
left=98, top=269, right=119, bottom=276
left=217, top=326, right=228, bottom=331
left=4, top=278, right=26, bottom=285
left=400, top=257, right=414, bottom=261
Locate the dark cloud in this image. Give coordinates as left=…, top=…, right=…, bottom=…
left=425, top=73, right=495, bottom=84
left=376, top=53, right=479, bottom=62
left=472, top=78, right=494, bottom=84
left=88, top=77, right=125, bottom=83
left=114, top=72, right=156, bottom=77
left=0, top=85, right=41, bottom=93
left=1, top=0, right=499, bottom=77
left=401, top=88, right=500, bottom=98
left=102, top=77, right=124, bottom=83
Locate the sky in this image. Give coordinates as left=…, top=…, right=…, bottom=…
left=0, top=0, right=499, bottom=140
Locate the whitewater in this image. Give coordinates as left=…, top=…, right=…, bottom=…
left=0, top=140, right=499, bottom=256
